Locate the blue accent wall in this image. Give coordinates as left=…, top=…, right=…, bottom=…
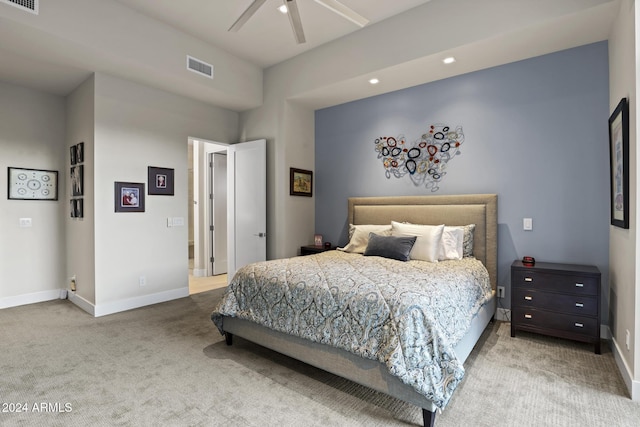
left=315, top=42, right=609, bottom=311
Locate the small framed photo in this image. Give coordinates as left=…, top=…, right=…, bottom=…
left=70, top=165, right=84, bottom=197
left=70, top=145, right=78, bottom=165
left=70, top=198, right=84, bottom=218
left=76, top=142, right=84, bottom=163
left=609, top=97, right=629, bottom=229
left=290, top=168, right=313, bottom=197
left=314, top=234, right=323, bottom=246
left=115, top=182, right=145, bottom=213
left=148, top=166, right=174, bottom=196
left=8, top=167, right=58, bottom=200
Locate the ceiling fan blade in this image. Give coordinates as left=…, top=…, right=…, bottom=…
left=229, top=0, right=268, bottom=32
left=314, top=0, right=369, bottom=27
left=285, top=0, right=306, bottom=44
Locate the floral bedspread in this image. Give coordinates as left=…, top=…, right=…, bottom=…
left=211, top=250, right=492, bottom=409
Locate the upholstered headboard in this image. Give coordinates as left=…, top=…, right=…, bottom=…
left=347, top=194, right=498, bottom=289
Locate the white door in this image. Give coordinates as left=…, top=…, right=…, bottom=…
left=227, top=139, right=267, bottom=280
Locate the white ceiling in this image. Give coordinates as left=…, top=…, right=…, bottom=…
left=112, top=0, right=433, bottom=68
left=0, top=0, right=619, bottom=111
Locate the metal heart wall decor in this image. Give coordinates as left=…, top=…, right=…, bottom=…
left=374, top=124, right=464, bottom=192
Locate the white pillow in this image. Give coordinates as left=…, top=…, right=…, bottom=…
left=439, top=226, right=464, bottom=260
left=338, top=224, right=392, bottom=253
left=391, top=221, right=444, bottom=262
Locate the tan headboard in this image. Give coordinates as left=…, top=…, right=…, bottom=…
left=347, top=194, right=498, bottom=289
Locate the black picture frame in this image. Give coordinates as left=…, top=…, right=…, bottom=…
left=70, top=145, right=77, bottom=165
left=70, top=165, right=84, bottom=197
left=7, top=167, right=58, bottom=200
left=70, top=198, right=84, bottom=218
left=148, top=166, right=174, bottom=196
left=115, top=182, right=145, bottom=212
left=290, top=168, right=313, bottom=197
left=76, top=142, right=84, bottom=164
left=609, top=97, right=629, bottom=229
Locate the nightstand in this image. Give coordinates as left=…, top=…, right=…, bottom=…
left=300, top=245, right=334, bottom=256
left=510, top=260, right=601, bottom=354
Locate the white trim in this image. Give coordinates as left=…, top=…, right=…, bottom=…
left=192, top=268, right=207, bottom=277
left=612, top=335, right=640, bottom=401
left=0, top=289, right=60, bottom=309
left=93, top=287, right=189, bottom=317
left=67, top=291, right=95, bottom=316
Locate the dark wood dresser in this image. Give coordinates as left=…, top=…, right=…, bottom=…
left=511, top=260, right=601, bottom=354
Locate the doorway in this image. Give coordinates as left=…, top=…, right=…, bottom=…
left=188, top=138, right=228, bottom=293
left=188, top=137, right=267, bottom=294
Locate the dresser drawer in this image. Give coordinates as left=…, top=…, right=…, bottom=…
left=512, top=270, right=598, bottom=296
left=512, top=288, right=598, bottom=316
left=512, top=307, right=598, bottom=336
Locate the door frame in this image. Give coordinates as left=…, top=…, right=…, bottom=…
left=191, top=138, right=228, bottom=277
left=190, top=137, right=266, bottom=281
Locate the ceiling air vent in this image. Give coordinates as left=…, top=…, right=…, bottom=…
left=0, top=0, right=38, bottom=14
left=187, top=55, right=214, bottom=79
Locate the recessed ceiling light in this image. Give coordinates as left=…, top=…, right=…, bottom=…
left=278, top=5, right=288, bottom=14
left=443, top=57, right=456, bottom=64
left=369, top=78, right=379, bottom=85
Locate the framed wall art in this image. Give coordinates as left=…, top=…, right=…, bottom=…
left=290, top=168, right=312, bottom=197
left=70, top=164, right=84, bottom=197
left=70, top=198, right=84, bottom=218
left=148, top=166, right=174, bottom=196
left=8, top=167, right=58, bottom=200
left=115, top=182, right=145, bottom=213
left=608, top=97, right=629, bottom=229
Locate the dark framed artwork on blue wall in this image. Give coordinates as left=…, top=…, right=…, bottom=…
left=609, top=97, right=629, bottom=229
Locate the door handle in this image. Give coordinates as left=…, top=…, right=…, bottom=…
left=254, top=232, right=267, bottom=237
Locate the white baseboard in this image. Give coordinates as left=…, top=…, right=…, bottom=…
left=0, top=289, right=62, bottom=309
left=93, top=287, right=190, bottom=317
left=612, top=334, right=640, bottom=401
left=67, top=291, right=95, bottom=316
left=192, top=269, right=207, bottom=277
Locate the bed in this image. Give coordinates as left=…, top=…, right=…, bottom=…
left=211, top=194, right=497, bottom=426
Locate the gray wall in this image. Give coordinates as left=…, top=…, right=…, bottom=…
left=315, top=42, right=609, bottom=314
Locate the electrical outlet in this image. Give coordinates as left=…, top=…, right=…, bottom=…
left=70, top=275, right=76, bottom=291
left=497, top=286, right=505, bottom=299
left=139, top=276, right=146, bottom=286
left=626, top=329, right=630, bottom=350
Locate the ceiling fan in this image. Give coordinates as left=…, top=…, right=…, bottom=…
left=229, top=0, right=369, bottom=44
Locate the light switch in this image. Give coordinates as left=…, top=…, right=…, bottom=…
left=19, top=218, right=32, bottom=228
left=523, top=218, right=533, bottom=231
left=172, top=217, right=184, bottom=227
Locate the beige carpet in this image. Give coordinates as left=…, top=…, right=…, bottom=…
left=1, top=289, right=638, bottom=426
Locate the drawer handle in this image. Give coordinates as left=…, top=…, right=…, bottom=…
left=575, top=322, right=584, bottom=328
left=524, top=277, right=533, bottom=282
left=575, top=283, right=584, bottom=288
left=524, top=296, right=533, bottom=301
left=575, top=302, right=584, bottom=308
left=524, top=314, right=533, bottom=319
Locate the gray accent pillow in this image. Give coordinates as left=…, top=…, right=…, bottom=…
left=363, top=233, right=417, bottom=262
left=462, top=224, right=476, bottom=257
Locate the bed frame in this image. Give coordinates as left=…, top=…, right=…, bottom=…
left=222, top=194, right=498, bottom=426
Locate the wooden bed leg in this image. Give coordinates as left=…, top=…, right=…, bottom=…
left=422, top=409, right=436, bottom=427
left=224, top=332, right=233, bottom=346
